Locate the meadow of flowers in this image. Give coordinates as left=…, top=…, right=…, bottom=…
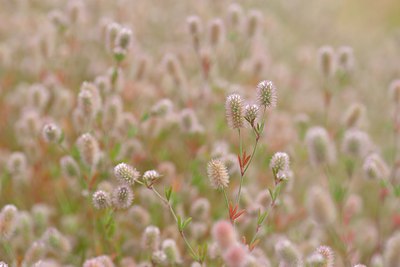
left=1, top=0, right=400, bottom=266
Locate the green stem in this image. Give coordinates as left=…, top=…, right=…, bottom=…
left=222, top=188, right=230, bottom=216
left=149, top=186, right=197, bottom=258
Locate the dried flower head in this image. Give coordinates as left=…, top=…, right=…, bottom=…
left=7, top=151, right=27, bottom=177
left=60, top=156, right=80, bottom=178
left=42, top=123, right=61, bottom=143
left=207, top=159, right=230, bottom=189
left=257, top=80, right=277, bottom=108
left=209, top=18, right=225, bottom=46
left=41, top=227, right=71, bottom=253
left=246, top=10, right=262, bottom=38
left=152, top=250, right=167, bottom=265
left=225, top=94, right=244, bottom=129
left=162, top=239, right=182, bottom=264
left=187, top=15, right=202, bottom=50
left=77, top=133, right=99, bottom=167
left=114, top=163, right=140, bottom=185
left=275, top=239, right=303, bottom=266
left=0, top=204, right=18, bottom=240
left=305, top=126, right=336, bottom=166
left=318, top=46, right=336, bottom=77
left=190, top=198, right=210, bottom=221
left=337, top=46, right=354, bottom=74
left=307, top=186, right=337, bottom=225
left=142, top=225, right=160, bottom=251
left=384, top=232, right=400, bottom=267
left=342, top=103, right=366, bottom=129
left=106, top=22, right=121, bottom=51
left=92, top=190, right=111, bottom=210
left=362, top=153, right=390, bottom=180
left=342, top=129, right=371, bottom=159
left=115, top=27, right=133, bottom=51
left=112, top=185, right=134, bottom=209
left=227, top=3, right=243, bottom=30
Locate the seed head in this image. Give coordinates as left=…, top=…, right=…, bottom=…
left=190, top=198, right=210, bottom=221
left=362, top=154, right=389, bottom=180
left=337, top=46, right=354, bottom=74
left=41, top=227, right=71, bottom=253
left=114, top=163, right=140, bottom=185
left=225, top=94, right=244, bottom=129
left=187, top=15, right=202, bottom=51
left=227, top=3, right=243, bottom=30
left=318, top=46, right=336, bottom=77
left=162, top=239, right=182, bottom=264
left=246, top=10, right=262, bottom=38
left=105, top=22, right=121, bottom=51
left=0, top=204, right=18, bottom=240
left=60, top=156, right=80, bottom=178
left=7, top=152, right=27, bottom=176
left=342, top=129, right=371, bottom=159
left=92, top=190, right=111, bottom=210
left=257, top=80, right=277, bottom=108
left=342, top=103, right=365, bottom=129
left=22, top=241, right=46, bottom=266
left=142, top=225, right=160, bottom=251
left=112, top=185, right=134, bottom=209
left=152, top=250, right=167, bottom=265
left=207, top=159, right=230, bottom=189
left=275, top=239, right=303, bottom=266
left=115, top=27, right=133, bottom=51
left=77, top=133, right=99, bottom=167
left=307, top=186, right=337, bottom=225
left=305, top=126, right=336, bottom=166
left=209, top=18, right=225, bottom=46
left=384, top=232, right=400, bottom=267
left=41, top=123, right=61, bottom=143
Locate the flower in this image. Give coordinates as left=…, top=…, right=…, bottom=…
left=225, top=94, right=244, bottom=129
left=207, top=159, right=229, bottom=189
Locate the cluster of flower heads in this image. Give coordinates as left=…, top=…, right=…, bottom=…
left=225, top=80, right=277, bottom=130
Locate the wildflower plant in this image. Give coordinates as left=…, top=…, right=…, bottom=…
left=1, top=1, right=400, bottom=267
